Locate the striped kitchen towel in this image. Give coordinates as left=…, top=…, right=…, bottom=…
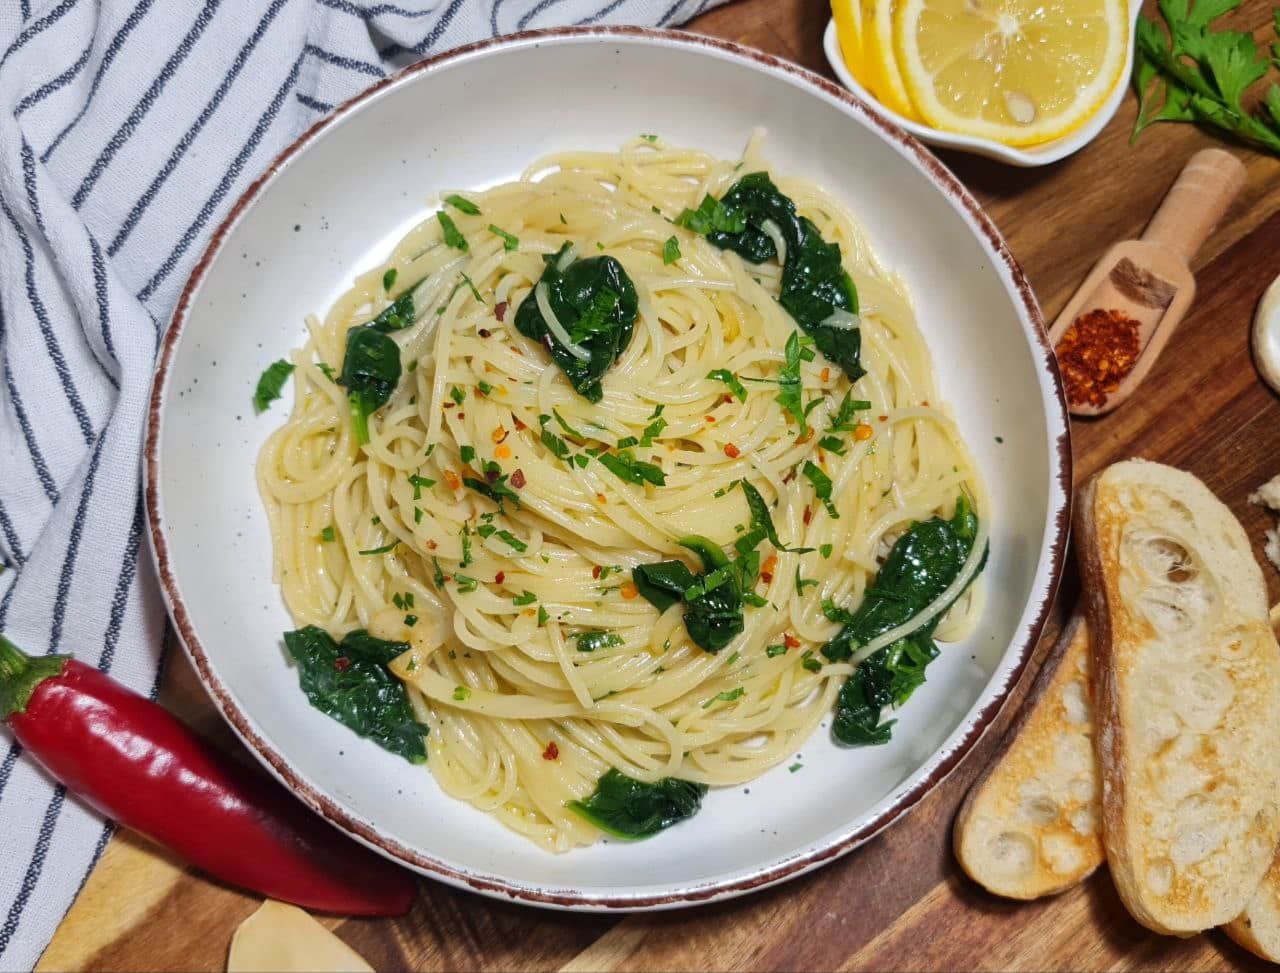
left=0, top=0, right=725, bottom=966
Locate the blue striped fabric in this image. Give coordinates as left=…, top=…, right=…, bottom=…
left=0, top=0, right=724, bottom=966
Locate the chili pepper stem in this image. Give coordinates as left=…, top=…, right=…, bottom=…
left=0, top=634, right=69, bottom=721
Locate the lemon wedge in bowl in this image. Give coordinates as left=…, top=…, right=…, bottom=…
left=892, top=0, right=1129, bottom=146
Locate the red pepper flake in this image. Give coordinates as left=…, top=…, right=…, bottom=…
left=782, top=471, right=796, bottom=484
left=783, top=634, right=801, bottom=649
left=595, top=493, right=607, bottom=504
left=820, top=367, right=830, bottom=382
left=510, top=468, right=526, bottom=489
left=444, top=470, right=461, bottom=490
left=427, top=539, right=438, bottom=550
left=444, top=401, right=455, bottom=409
left=1054, top=308, right=1142, bottom=408
left=592, top=565, right=602, bottom=579
left=705, top=415, right=716, bottom=423
left=334, top=656, right=351, bottom=672
left=620, top=581, right=639, bottom=600
left=495, top=301, right=508, bottom=322
left=542, top=741, right=560, bottom=761
left=720, top=394, right=733, bottom=405
left=724, top=443, right=740, bottom=458
left=795, top=429, right=813, bottom=445
left=878, top=415, right=888, bottom=422
left=492, top=426, right=509, bottom=444
left=494, top=571, right=506, bottom=584
left=478, top=328, right=492, bottom=338
left=921, top=400, right=930, bottom=407
left=802, top=506, right=812, bottom=525
left=513, top=417, right=527, bottom=431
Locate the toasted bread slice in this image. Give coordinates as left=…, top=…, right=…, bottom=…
left=954, top=613, right=1103, bottom=898
left=1077, top=459, right=1280, bottom=936
left=1221, top=604, right=1280, bottom=960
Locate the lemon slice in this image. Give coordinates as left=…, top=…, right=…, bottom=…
left=830, top=0, right=868, bottom=88
left=893, top=0, right=1128, bottom=146
left=862, top=0, right=922, bottom=120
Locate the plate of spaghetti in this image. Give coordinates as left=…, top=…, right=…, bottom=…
left=146, top=27, right=1070, bottom=908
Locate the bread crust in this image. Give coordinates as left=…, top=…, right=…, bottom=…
left=954, top=613, right=1103, bottom=899
left=1077, top=459, right=1280, bottom=936
left=1222, top=604, right=1280, bottom=961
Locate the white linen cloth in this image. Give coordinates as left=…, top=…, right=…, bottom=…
left=0, top=0, right=724, bottom=966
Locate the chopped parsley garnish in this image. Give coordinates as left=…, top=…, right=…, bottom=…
left=319, top=526, right=336, bottom=543
left=438, top=211, right=468, bottom=250
left=765, top=644, right=787, bottom=658
left=801, top=461, right=839, bottom=519
left=616, top=436, right=639, bottom=449
left=460, top=272, right=482, bottom=302
left=477, top=379, right=493, bottom=395
left=454, top=574, right=479, bottom=593
left=776, top=333, right=815, bottom=431
left=253, top=359, right=294, bottom=413
left=640, top=405, right=666, bottom=447
left=432, top=557, right=446, bottom=587
left=552, top=409, right=586, bottom=439
left=463, top=461, right=521, bottom=512
left=789, top=762, right=803, bottom=773
left=829, top=390, right=872, bottom=431
left=820, top=543, right=833, bottom=559
left=459, top=523, right=473, bottom=567
left=702, top=687, right=745, bottom=708
left=598, top=450, right=666, bottom=487
left=725, top=651, right=740, bottom=667
left=444, top=194, right=480, bottom=215
left=514, top=591, right=538, bottom=606
left=317, top=362, right=336, bottom=381
left=640, top=133, right=659, bottom=142
left=414, top=507, right=423, bottom=524
left=358, top=540, right=399, bottom=556
left=450, top=385, right=466, bottom=406
left=488, top=224, right=519, bottom=250
left=795, top=568, right=818, bottom=594
left=404, top=614, right=417, bottom=626
left=452, top=685, right=472, bottom=701
left=802, top=654, right=823, bottom=672
left=574, top=630, right=624, bottom=653
left=382, top=268, right=398, bottom=291
left=707, top=369, right=747, bottom=402
left=538, top=415, right=573, bottom=462
left=537, top=605, right=550, bottom=626
left=573, top=454, right=590, bottom=468
left=408, top=473, right=435, bottom=499
left=494, top=529, right=527, bottom=553
left=662, top=235, right=681, bottom=265
left=460, top=444, right=476, bottom=463
left=819, top=435, right=846, bottom=455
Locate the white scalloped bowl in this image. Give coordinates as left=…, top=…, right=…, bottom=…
left=146, top=27, right=1070, bottom=911
left=822, top=12, right=1143, bottom=168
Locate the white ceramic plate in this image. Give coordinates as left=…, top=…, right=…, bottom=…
left=822, top=11, right=1143, bottom=167
left=145, top=27, right=1070, bottom=910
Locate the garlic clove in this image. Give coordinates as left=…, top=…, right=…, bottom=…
left=1256, top=274, right=1280, bottom=395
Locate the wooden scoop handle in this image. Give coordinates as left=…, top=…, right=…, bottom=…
left=1141, top=148, right=1246, bottom=263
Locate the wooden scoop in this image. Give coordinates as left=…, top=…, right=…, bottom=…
left=1048, top=148, right=1246, bottom=417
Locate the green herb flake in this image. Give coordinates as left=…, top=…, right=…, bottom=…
left=702, top=686, right=745, bottom=708
left=460, top=444, right=476, bottom=463
left=404, top=614, right=418, bottom=627
left=640, top=133, right=659, bottom=142
left=494, top=529, right=527, bottom=553
left=452, top=685, right=472, bottom=701
left=801, top=460, right=839, bottom=519
left=408, top=473, right=435, bottom=499
left=537, top=605, right=550, bottom=626
left=382, top=268, right=398, bottom=291
left=574, top=630, right=624, bottom=653
left=514, top=591, right=538, bottom=606
left=460, top=272, right=483, bottom=302
left=454, top=573, right=479, bottom=593
left=662, top=235, right=681, bottom=265
left=444, top=193, right=480, bottom=215
left=765, top=644, right=787, bottom=658
left=802, top=655, right=823, bottom=673
left=358, top=540, right=399, bottom=556
left=820, top=543, right=833, bottom=559
left=438, top=211, right=468, bottom=250
left=450, top=385, right=466, bottom=406
left=488, top=224, right=520, bottom=250
left=707, top=368, right=747, bottom=402
left=319, top=526, right=336, bottom=543
left=795, top=567, right=818, bottom=594
left=253, top=359, right=295, bottom=413
left=598, top=450, right=666, bottom=487
left=789, top=762, right=803, bottom=773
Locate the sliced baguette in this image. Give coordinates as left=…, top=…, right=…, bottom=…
left=1221, top=604, right=1280, bottom=961
left=1077, top=459, right=1280, bottom=936
left=954, top=613, right=1103, bottom=898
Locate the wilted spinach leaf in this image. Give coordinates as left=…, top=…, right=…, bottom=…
left=677, top=172, right=863, bottom=381
left=253, top=359, right=294, bottom=413
left=283, top=625, right=428, bottom=762
left=514, top=243, right=639, bottom=402
left=567, top=768, right=708, bottom=839
left=826, top=496, right=985, bottom=746
left=338, top=326, right=401, bottom=444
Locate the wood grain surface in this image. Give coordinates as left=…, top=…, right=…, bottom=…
left=35, top=0, right=1280, bottom=969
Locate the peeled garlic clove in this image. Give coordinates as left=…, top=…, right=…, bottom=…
left=1256, top=274, right=1280, bottom=395
left=1004, top=91, right=1037, bottom=125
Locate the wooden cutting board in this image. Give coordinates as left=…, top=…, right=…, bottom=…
left=37, top=0, right=1280, bottom=969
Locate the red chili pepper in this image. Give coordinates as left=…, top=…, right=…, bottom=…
left=0, top=635, right=415, bottom=916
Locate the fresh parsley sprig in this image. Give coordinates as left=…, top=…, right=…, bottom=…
left=1132, top=0, right=1280, bottom=154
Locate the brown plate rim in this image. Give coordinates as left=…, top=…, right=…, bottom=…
left=143, top=24, right=1072, bottom=910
